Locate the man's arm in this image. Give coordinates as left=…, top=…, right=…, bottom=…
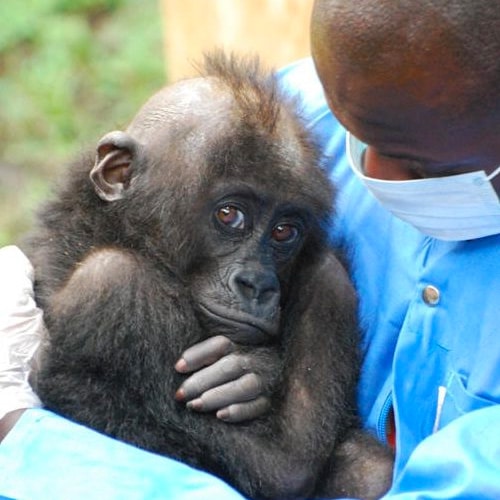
left=383, top=406, right=500, bottom=498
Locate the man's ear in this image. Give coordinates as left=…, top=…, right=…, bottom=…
left=90, top=131, right=140, bottom=202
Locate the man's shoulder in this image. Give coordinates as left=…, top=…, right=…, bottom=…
left=277, top=58, right=329, bottom=115
left=277, top=58, right=347, bottom=153
left=278, top=58, right=323, bottom=93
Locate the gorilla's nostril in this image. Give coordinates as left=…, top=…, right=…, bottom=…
left=231, top=269, right=279, bottom=304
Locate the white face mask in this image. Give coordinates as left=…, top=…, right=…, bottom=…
left=346, top=132, right=500, bottom=241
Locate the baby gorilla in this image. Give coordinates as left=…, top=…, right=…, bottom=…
left=27, top=52, right=393, bottom=499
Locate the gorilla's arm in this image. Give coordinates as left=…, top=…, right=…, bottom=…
left=34, top=247, right=199, bottom=451
left=35, top=246, right=281, bottom=458
left=174, top=251, right=366, bottom=499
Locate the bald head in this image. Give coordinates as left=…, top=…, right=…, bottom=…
left=126, top=78, right=227, bottom=138
left=311, top=0, right=500, bottom=121
left=126, top=52, right=284, bottom=149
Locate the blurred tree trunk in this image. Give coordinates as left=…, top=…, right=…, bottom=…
left=161, top=0, right=313, bottom=81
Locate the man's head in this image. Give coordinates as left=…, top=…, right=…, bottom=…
left=310, top=0, right=500, bottom=191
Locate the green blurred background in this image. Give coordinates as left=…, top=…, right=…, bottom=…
left=0, top=0, right=166, bottom=246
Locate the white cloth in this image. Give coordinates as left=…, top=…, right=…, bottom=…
left=0, top=245, right=43, bottom=420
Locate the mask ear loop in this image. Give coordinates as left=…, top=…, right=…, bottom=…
left=486, top=164, right=500, bottom=181
left=346, top=132, right=368, bottom=174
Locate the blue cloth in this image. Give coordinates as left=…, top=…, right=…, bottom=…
left=1, top=59, right=499, bottom=499
left=0, top=409, right=244, bottom=500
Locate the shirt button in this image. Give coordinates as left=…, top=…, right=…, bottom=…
left=422, top=285, right=440, bottom=306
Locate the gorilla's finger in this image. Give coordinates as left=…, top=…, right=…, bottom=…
left=186, top=373, right=262, bottom=412
left=176, top=353, right=248, bottom=402
left=175, top=335, right=234, bottom=373
left=216, top=396, right=271, bottom=423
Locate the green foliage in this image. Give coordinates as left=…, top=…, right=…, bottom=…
left=0, top=0, right=166, bottom=246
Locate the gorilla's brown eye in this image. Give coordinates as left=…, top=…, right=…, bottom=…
left=216, top=205, right=245, bottom=229
left=272, top=224, right=299, bottom=243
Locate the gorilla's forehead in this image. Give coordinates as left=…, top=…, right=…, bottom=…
left=130, top=77, right=309, bottom=171
left=127, top=77, right=236, bottom=141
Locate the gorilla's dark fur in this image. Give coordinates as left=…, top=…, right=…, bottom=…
left=27, top=52, right=392, bottom=499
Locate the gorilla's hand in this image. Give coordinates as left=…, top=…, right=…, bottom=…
left=175, top=335, right=279, bottom=423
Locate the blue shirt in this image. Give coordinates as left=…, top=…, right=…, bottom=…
left=1, top=59, right=499, bottom=499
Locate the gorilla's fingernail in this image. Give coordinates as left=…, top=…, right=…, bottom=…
left=187, top=399, right=203, bottom=411
left=175, top=358, right=188, bottom=373
left=175, top=388, right=185, bottom=401
left=217, top=409, right=230, bottom=421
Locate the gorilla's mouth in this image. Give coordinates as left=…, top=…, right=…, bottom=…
left=197, top=302, right=279, bottom=344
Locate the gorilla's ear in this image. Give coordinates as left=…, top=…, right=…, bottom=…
left=90, top=131, right=139, bottom=202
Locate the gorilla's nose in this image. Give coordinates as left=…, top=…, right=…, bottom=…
left=230, top=268, right=280, bottom=308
